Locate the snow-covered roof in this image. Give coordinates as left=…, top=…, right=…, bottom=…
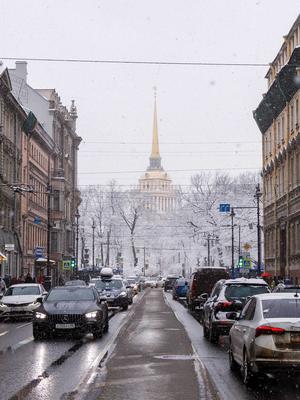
left=224, top=277, right=268, bottom=286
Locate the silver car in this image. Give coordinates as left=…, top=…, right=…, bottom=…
left=229, top=292, right=300, bottom=384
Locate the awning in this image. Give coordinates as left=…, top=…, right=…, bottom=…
left=35, top=258, right=55, bottom=264
left=0, top=252, right=7, bottom=261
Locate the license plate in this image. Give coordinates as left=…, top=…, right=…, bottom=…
left=55, top=323, right=75, bottom=329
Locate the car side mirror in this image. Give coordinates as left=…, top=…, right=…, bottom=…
left=36, top=297, right=43, bottom=304
left=42, top=291, right=48, bottom=296
left=200, top=293, right=208, bottom=300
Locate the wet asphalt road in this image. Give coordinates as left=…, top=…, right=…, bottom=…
left=2, top=290, right=300, bottom=399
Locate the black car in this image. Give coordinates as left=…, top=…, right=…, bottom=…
left=186, top=267, right=229, bottom=315
left=202, top=278, right=270, bottom=344
left=164, top=275, right=180, bottom=292
left=32, top=286, right=109, bottom=340
left=95, top=277, right=129, bottom=310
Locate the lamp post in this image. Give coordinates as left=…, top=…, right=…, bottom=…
left=230, top=208, right=235, bottom=276
left=255, top=184, right=262, bottom=275
left=92, top=220, right=96, bottom=273
left=75, top=210, right=80, bottom=273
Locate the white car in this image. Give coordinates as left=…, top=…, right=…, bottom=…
left=229, top=292, right=300, bottom=384
left=0, top=283, right=48, bottom=319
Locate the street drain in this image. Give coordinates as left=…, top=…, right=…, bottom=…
left=154, top=354, right=194, bottom=360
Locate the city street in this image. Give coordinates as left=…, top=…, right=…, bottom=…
left=1, top=289, right=300, bottom=400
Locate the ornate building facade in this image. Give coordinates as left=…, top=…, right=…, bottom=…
left=138, top=96, right=176, bottom=213
left=254, top=15, right=300, bottom=281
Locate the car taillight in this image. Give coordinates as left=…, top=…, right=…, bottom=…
left=215, top=301, right=233, bottom=311
left=255, top=325, right=285, bottom=337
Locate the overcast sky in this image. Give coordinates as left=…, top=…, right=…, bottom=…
left=1, top=0, right=299, bottom=187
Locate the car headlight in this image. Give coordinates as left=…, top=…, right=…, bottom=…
left=35, top=312, right=47, bottom=319
left=119, top=291, right=127, bottom=297
left=85, top=311, right=98, bottom=318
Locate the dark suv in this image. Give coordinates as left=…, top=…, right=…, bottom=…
left=95, top=277, right=129, bottom=310
left=203, top=278, right=270, bottom=343
left=164, top=275, right=180, bottom=292
left=186, top=267, right=229, bottom=316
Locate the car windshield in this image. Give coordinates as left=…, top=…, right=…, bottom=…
left=47, top=288, right=95, bottom=301
left=5, top=286, right=40, bottom=296
left=127, top=279, right=136, bottom=285
left=262, top=299, right=300, bottom=318
left=225, top=285, right=269, bottom=300
left=95, top=280, right=123, bottom=290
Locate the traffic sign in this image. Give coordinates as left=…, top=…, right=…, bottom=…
left=5, top=244, right=14, bottom=252
left=219, top=203, right=230, bottom=213
left=35, top=247, right=44, bottom=258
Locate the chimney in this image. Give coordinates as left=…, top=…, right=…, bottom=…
left=15, top=61, right=28, bottom=82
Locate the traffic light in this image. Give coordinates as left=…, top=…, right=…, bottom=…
left=71, top=258, right=76, bottom=269
left=238, top=256, right=244, bottom=268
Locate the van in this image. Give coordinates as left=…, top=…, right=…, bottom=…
left=186, top=267, right=230, bottom=316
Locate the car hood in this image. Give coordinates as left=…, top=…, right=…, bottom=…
left=97, top=289, right=123, bottom=297
left=2, top=295, right=39, bottom=304
left=42, top=301, right=97, bottom=314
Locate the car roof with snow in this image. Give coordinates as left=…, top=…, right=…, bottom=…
left=223, top=277, right=268, bottom=286
left=9, top=283, right=41, bottom=288
left=253, top=292, right=300, bottom=300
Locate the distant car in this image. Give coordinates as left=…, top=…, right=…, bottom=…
left=126, top=277, right=139, bottom=295
left=95, top=270, right=129, bottom=311
left=164, top=275, right=180, bottom=292
left=123, top=280, right=134, bottom=304
left=273, top=283, right=300, bottom=293
left=229, top=293, right=300, bottom=385
left=32, top=286, right=108, bottom=340
left=203, top=278, right=270, bottom=343
left=172, top=278, right=189, bottom=300
left=186, top=267, right=230, bottom=314
left=89, top=278, right=101, bottom=287
left=144, top=279, right=156, bottom=288
left=0, top=284, right=48, bottom=319
left=65, top=280, right=87, bottom=287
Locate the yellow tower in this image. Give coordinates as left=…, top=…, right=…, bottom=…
left=139, top=91, right=176, bottom=213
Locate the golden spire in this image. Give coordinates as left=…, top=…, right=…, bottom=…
left=151, top=87, right=160, bottom=159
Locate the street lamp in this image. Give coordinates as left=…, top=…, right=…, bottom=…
left=75, top=209, right=80, bottom=273
left=92, top=220, right=96, bottom=273
left=255, top=184, right=262, bottom=275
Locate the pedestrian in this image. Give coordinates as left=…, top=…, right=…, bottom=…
left=37, top=274, right=45, bottom=285
left=25, top=272, right=33, bottom=283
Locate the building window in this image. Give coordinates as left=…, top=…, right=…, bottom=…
left=291, top=104, right=294, bottom=130
left=51, top=231, right=58, bottom=253
left=53, top=190, right=60, bottom=211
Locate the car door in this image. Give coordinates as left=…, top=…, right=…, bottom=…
left=231, top=298, right=256, bottom=364
left=204, top=282, right=222, bottom=327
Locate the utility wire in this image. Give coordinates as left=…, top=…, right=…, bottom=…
left=0, top=56, right=270, bottom=67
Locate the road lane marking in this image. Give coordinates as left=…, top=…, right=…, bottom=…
left=12, top=336, right=34, bottom=351
left=16, top=322, right=31, bottom=329
left=0, top=330, right=8, bottom=337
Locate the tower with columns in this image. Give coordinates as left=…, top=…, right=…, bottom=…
left=138, top=93, right=176, bottom=213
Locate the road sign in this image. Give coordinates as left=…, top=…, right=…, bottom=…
left=35, top=247, right=44, bottom=258
left=243, top=243, right=251, bottom=251
left=219, top=203, right=230, bottom=213
left=5, top=244, right=14, bottom=252
left=62, top=260, right=71, bottom=270
left=34, top=216, right=41, bottom=225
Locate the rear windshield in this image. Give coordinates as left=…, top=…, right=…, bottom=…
left=176, top=280, right=187, bottom=286
left=225, top=285, right=269, bottom=300
left=5, top=286, right=40, bottom=296
left=262, top=299, right=300, bottom=318
left=47, top=288, right=95, bottom=301
left=95, top=280, right=123, bottom=290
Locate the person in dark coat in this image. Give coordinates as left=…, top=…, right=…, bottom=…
left=25, top=273, right=33, bottom=283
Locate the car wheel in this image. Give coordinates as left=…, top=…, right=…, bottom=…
left=208, top=324, right=219, bottom=344
left=229, top=345, right=239, bottom=371
left=242, top=350, right=255, bottom=385
left=93, top=325, right=103, bottom=339
left=203, top=324, right=209, bottom=339
left=122, top=304, right=128, bottom=311
left=33, top=327, right=43, bottom=341
left=103, top=318, right=109, bottom=333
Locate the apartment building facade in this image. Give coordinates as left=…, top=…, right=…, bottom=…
left=254, top=15, right=300, bottom=281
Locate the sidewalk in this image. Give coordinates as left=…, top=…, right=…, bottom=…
left=99, top=289, right=200, bottom=400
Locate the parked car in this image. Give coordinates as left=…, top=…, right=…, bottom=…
left=186, top=267, right=229, bottom=314
left=123, top=280, right=134, bottom=304
left=164, top=275, right=180, bottom=292
left=273, top=283, right=300, bottom=293
left=32, top=286, right=108, bottom=340
left=229, top=293, right=300, bottom=385
left=95, top=268, right=129, bottom=310
left=203, top=278, right=270, bottom=344
left=126, top=277, right=139, bottom=294
left=65, top=280, right=87, bottom=287
left=0, top=283, right=47, bottom=319
left=172, top=278, right=189, bottom=300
